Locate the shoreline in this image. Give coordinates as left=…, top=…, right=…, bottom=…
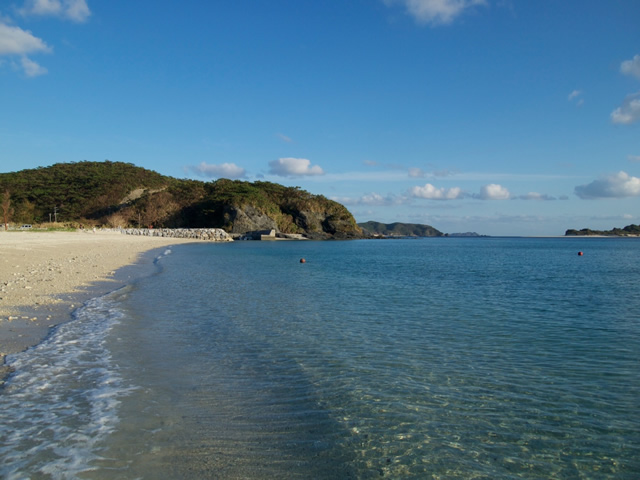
left=0, top=230, right=204, bottom=384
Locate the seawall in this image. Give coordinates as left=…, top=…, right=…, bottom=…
left=120, top=228, right=233, bottom=242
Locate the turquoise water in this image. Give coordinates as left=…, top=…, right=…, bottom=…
left=1, top=238, right=639, bottom=478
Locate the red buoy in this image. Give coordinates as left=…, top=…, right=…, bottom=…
left=578, top=251, right=583, bottom=256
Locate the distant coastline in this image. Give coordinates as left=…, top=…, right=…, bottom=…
left=565, top=224, right=640, bottom=237
left=445, top=232, right=486, bottom=237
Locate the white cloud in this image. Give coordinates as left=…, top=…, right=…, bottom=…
left=568, top=90, right=581, bottom=101
left=20, top=55, right=47, bottom=76
left=621, top=54, right=640, bottom=80
left=20, top=0, right=91, bottom=23
left=0, top=21, right=51, bottom=76
left=611, top=55, right=640, bottom=124
left=611, top=92, right=640, bottom=125
left=410, top=183, right=464, bottom=199
left=268, top=157, right=324, bottom=177
left=476, top=183, right=510, bottom=200
left=383, top=0, right=487, bottom=26
left=359, top=193, right=390, bottom=205
left=628, top=155, right=640, bottom=163
left=575, top=171, right=640, bottom=199
left=0, top=21, right=51, bottom=55
left=188, top=161, right=247, bottom=179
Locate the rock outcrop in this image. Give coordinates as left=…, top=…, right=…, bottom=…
left=223, top=205, right=278, bottom=234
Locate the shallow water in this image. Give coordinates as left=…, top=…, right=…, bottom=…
left=2, top=238, right=639, bottom=478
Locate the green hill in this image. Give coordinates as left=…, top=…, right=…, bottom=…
left=0, top=161, right=362, bottom=238
left=358, top=221, right=443, bottom=237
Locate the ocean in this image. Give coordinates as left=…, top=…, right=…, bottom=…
left=1, top=237, right=639, bottom=479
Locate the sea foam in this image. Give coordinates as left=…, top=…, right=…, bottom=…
left=0, top=292, right=134, bottom=479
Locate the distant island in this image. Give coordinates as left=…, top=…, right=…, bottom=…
left=357, top=221, right=443, bottom=237
left=565, top=224, right=640, bottom=236
left=445, top=232, right=485, bottom=237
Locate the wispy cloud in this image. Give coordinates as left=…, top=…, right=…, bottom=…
left=408, top=167, right=426, bottom=178
left=438, top=171, right=579, bottom=182
left=408, top=167, right=457, bottom=178
left=575, top=171, right=640, bottom=199
left=620, top=54, right=640, bottom=80
left=1, top=1, right=89, bottom=77
left=611, top=92, right=640, bottom=125
left=568, top=90, right=581, bottom=101
left=0, top=21, right=51, bottom=76
left=568, top=89, right=584, bottom=106
left=383, top=0, right=487, bottom=26
left=19, top=0, right=91, bottom=23
left=611, top=54, right=640, bottom=125
left=333, top=192, right=407, bottom=207
left=276, top=133, right=293, bottom=143
left=0, top=21, right=51, bottom=55
left=308, top=170, right=413, bottom=183
left=268, top=157, right=324, bottom=177
left=20, top=55, right=47, bottom=76
left=628, top=155, right=640, bottom=163
left=514, top=192, right=560, bottom=201
left=186, top=161, right=247, bottom=179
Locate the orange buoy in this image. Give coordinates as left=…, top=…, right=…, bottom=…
left=300, top=258, right=306, bottom=263
left=578, top=251, right=583, bottom=256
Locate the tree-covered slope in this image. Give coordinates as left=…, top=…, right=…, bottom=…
left=0, top=161, right=172, bottom=223
left=0, top=161, right=362, bottom=238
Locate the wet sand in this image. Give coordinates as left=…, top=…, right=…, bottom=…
left=0, top=230, right=202, bottom=382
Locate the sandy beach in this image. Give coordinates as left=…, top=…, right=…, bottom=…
left=0, top=230, right=202, bottom=381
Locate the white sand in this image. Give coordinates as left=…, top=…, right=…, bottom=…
left=0, top=230, right=202, bottom=377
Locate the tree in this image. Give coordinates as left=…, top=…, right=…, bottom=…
left=2, top=190, right=11, bottom=230
left=13, top=199, right=36, bottom=224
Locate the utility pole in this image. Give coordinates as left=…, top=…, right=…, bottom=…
left=53, top=205, right=58, bottom=223
left=49, top=213, right=52, bottom=223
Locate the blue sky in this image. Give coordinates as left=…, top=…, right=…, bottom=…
left=1, top=0, right=639, bottom=236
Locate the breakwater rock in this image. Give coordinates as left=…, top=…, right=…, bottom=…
left=121, top=228, right=233, bottom=242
